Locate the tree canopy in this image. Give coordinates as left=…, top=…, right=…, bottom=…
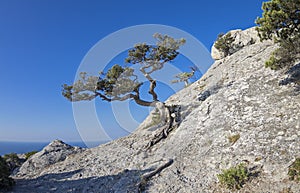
left=62, top=33, right=186, bottom=107
left=256, top=0, right=300, bottom=69
left=171, top=66, right=199, bottom=86
left=214, top=32, right=235, bottom=57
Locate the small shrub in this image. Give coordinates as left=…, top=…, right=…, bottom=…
left=214, top=32, right=235, bottom=57
left=3, top=153, right=23, bottom=172
left=288, top=158, right=300, bottom=182
left=0, top=156, right=15, bottom=190
left=227, top=134, right=240, bottom=145
left=217, top=163, right=249, bottom=190
left=25, top=151, right=38, bottom=160
left=254, top=156, right=262, bottom=162
left=265, top=53, right=280, bottom=70
left=264, top=39, right=299, bottom=70
left=256, top=0, right=300, bottom=71
left=3, top=153, right=19, bottom=162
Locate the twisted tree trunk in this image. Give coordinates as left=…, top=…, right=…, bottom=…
left=145, top=103, right=181, bottom=150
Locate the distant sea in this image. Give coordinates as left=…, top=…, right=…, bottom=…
left=0, top=141, right=104, bottom=156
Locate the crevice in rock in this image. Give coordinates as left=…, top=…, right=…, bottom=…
left=197, top=84, right=222, bottom=102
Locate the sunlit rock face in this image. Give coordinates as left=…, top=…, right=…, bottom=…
left=211, top=27, right=260, bottom=60
left=10, top=28, right=300, bottom=193
left=16, top=140, right=84, bottom=178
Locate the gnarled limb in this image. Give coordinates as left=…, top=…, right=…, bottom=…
left=149, top=80, right=158, bottom=101
left=92, top=82, right=158, bottom=107
left=140, top=64, right=160, bottom=102
left=95, top=91, right=157, bottom=107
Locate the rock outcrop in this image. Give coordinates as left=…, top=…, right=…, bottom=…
left=9, top=27, right=300, bottom=193
left=211, top=27, right=260, bottom=60
left=16, top=140, right=84, bottom=178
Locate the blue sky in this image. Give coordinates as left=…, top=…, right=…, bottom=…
left=0, top=0, right=265, bottom=143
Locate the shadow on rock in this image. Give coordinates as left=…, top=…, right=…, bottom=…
left=7, top=168, right=153, bottom=193
left=279, top=62, right=300, bottom=94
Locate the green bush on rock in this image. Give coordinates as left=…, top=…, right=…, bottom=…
left=3, top=153, right=19, bottom=163
left=0, top=156, right=15, bottom=190
left=256, top=0, right=300, bottom=70
left=217, top=163, right=249, bottom=190
left=288, top=158, right=300, bottom=182
left=25, top=151, right=38, bottom=160
left=3, top=153, right=23, bottom=172
left=214, top=32, right=235, bottom=57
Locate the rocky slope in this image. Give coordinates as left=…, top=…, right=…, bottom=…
left=8, top=27, right=300, bottom=193
left=16, top=140, right=84, bottom=178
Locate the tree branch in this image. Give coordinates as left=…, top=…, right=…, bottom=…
left=149, top=80, right=158, bottom=101
left=139, top=61, right=164, bottom=102
left=95, top=92, right=112, bottom=102
left=95, top=92, right=135, bottom=102
left=133, top=95, right=157, bottom=107
left=95, top=85, right=158, bottom=107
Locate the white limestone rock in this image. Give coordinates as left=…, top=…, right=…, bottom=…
left=211, top=27, right=260, bottom=60
left=10, top=27, right=300, bottom=193
left=16, top=140, right=84, bottom=178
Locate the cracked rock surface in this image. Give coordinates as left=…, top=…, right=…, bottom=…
left=8, top=27, right=300, bottom=193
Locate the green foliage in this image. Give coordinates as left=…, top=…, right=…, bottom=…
left=171, top=66, right=198, bottom=86
left=62, top=34, right=185, bottom=107
left=3, top=153, right=23, bottom=172
left=3, top=153, right=19, bottom=163
left=217, top=163, right=249, bottom=190
left=288, top=158, right=300, bottom=182
left=97, top=65, right=140, bottom=97
left=256, top=0, right=300, bottom=70
left=25, top=151, right=38, bottom=160
left=265, top=33, right=300, bottom=70
left=214, top=32, right=235, bottom=57
left=125, top=33, right=185, bottom=65
left=62, top=65, right=140, bottom=102
left=265, top=53, right=280, bottom=70
left=0, top=156, right=15, bottom=190
left=256, top=0, right=300, bottom=42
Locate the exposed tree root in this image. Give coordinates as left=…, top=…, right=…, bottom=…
left=145, top=104, right=181, bottom=150
left=138, top=159, right=174, bottom=192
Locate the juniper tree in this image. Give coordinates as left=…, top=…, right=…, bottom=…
left=62, top=33, right=186, bottom=107
left=171, top=66, right=199, bottom=86
left=256, top=0, right=300, bottom=70
left=62, top=34, right=186, bottom=146
left=214, top=32, right=235, bottom=57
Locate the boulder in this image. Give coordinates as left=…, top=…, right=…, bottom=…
left=211, top=27, right=260, bottom=60
left=16, top=140, right=84, bottom=178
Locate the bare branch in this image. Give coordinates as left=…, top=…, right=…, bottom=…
left=149, top=80, right=158, bottom=101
